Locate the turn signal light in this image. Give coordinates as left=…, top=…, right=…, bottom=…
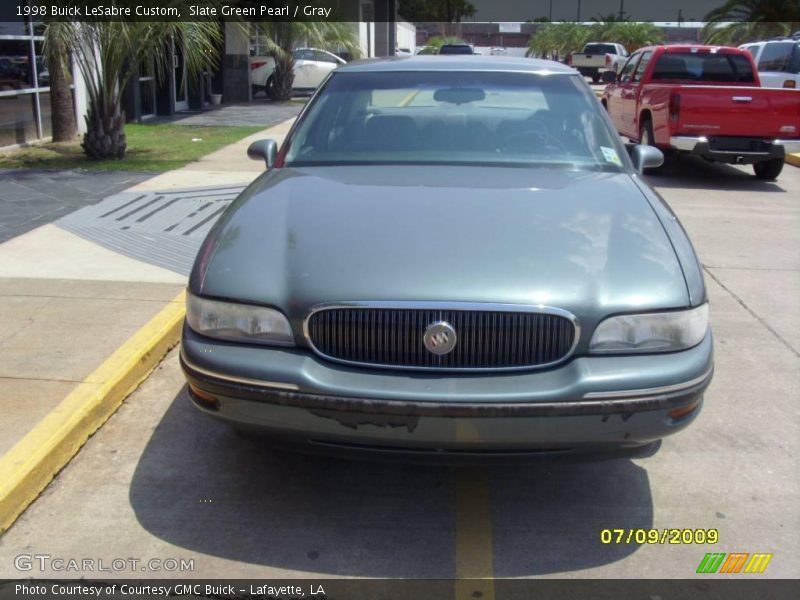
left=188, top=383, right=220, bottom=410
left=668, top=398, right=702, bottom=420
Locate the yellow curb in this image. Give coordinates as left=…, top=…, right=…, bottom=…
left=0, top=290, right=186, bottom=534
left=786, top=153, right=800, bottom=168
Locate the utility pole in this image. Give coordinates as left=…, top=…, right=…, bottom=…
left=549, top=0, right=553, bottom=21
left=576, top=0, right=581, bottom=22
left=618, top=0, right=625, bottom=20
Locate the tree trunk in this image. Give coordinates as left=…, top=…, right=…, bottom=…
left=48, top=36, right=77, bottom=142
left=269, top=55, right=294, bottom=102
left=81, top=100, right=126, bottom=159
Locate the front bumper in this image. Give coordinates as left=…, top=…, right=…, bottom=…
left=180, top=325, right=714, bottom=457
left=670, top=136, right=800, bottom=164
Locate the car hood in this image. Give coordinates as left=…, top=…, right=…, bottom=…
left=193, top=166, right=689, bottom=333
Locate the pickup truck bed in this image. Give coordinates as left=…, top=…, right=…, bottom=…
left=570, top=43, right=628, bottom=83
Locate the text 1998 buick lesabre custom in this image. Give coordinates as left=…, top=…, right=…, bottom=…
left=180, top=56, right=713, bottom=459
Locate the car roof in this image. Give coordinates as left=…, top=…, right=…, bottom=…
left=637, top=44, right=750, bottom=54
left=337, top=55, right=576, bottom=74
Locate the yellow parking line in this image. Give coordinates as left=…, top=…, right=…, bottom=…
left=0, top=291, right=186, bottom=533
left=786, top=153, right=800, bottom=168
left=455, top=467, right=495, bottom=600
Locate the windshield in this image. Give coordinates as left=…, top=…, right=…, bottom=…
left=284, top=71, right=626, bottom=170
left=439, top=45, right=473, bottom=55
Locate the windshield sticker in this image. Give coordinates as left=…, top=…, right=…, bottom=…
left=601, top=146, right=623, bottom=166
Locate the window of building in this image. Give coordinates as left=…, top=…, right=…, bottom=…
left=0, top=16, right=58, bottom=148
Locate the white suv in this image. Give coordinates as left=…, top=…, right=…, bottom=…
left=740, top=36, right=800, bottom=89
left=250, top=48, right=345, bottom=99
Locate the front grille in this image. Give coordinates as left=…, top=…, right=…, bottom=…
left=306, top=306, right=576, bottom=370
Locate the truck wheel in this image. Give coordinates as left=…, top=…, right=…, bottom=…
left=592, top=74, right=601, bottom=84
left=753, top=158, right=784, bottom=181
left=251, top=84, right=260, bottom=98
left=638, top=119, right=663, bottom=174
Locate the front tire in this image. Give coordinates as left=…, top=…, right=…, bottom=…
left=753, top=158, right=784, bottom=181
left=265, top=75, right=279, bottom=101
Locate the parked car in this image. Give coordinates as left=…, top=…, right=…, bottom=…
left=438, top=44, right=474, bottom=55
left=250, top=48, right=345, bottom=99
left=568, top=42, right=629, bottom=83
left=602, top=45, right=800, bottom=180
left=395, top=47, right=414, bottom=57
left=0, top=57, right=26, bottom=90
left=740, top=35, right=800, bottom=89
left=181, top=56, right=713, bottom=460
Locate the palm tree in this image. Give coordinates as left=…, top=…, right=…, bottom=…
left=258, top=22, right=361, bottom=102
left=527, top=22, right=592, bottom=60
left=605, top=22, right=665, bottom=52
left=702, top=0, right=800, bottom=45
left=44, top=22, right=76, bottom=142
left=44, top=19, right=222, bottom=159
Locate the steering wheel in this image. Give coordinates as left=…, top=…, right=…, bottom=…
left=497, top=120, right=567, bottom=154
left=497, top=125, right=566, bottom=154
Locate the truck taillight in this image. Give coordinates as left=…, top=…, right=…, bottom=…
left=250, top=61, right=266, bottom=70
left=605, top=54, right=612, bottom=66
left=566, top=54, right=572, bottom=65
left=274, top=141, right=288, bottom=169
left=669, top=93, right=681, bottom=122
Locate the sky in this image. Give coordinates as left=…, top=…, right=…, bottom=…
left=464, top=0, right=730, bottom=23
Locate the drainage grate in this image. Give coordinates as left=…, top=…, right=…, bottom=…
left=56, top=184, right=245, bottom=275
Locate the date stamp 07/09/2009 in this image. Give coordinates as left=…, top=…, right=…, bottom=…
left=600, top=528, right=720, bottom=545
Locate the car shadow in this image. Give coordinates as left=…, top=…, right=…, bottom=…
left=646, top=154, right=787, bottom=192
left=129, top=387, right=653, bottom=577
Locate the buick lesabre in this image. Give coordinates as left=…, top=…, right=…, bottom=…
left=180, top=56, right=713, bottom=459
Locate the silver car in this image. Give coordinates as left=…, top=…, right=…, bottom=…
left=181, top=56, right=713, bottom=459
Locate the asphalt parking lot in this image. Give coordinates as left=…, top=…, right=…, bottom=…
left=0, top=155, right=797, bottom=584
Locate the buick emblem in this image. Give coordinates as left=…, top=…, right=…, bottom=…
left=423, top=321, right=457, bottom=355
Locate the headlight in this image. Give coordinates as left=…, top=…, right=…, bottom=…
left=589, top=304, right=708, bottom=354
left=186, top=292, right=294, bottom=346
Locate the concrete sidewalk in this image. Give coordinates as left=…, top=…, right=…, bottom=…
left=0, top=118, right=294, bottom=532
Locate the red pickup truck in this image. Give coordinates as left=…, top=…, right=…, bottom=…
left=602, top=45, right=800, bottom=179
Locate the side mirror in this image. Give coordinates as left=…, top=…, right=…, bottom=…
left=630, top=144, right=664, bottom=174
left=247, top=139, right=278, bottom=169
left=601, top=70, right=617, bottom=84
